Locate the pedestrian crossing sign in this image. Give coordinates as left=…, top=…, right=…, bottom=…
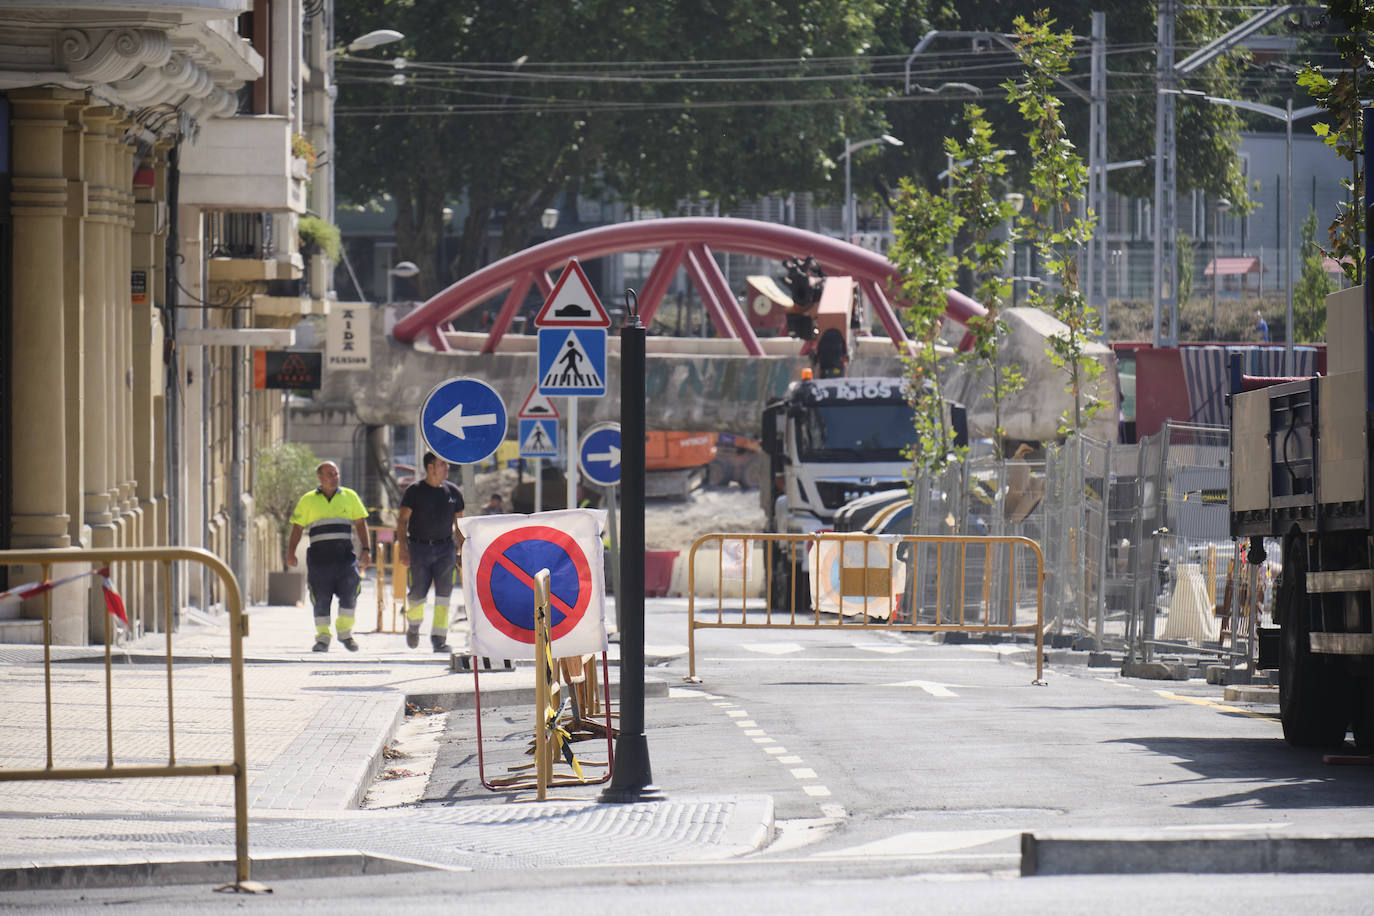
left=518, top=418, right=558, bottom=459
left=537, top=327, right=607, bottom=398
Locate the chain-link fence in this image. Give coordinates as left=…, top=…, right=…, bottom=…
left=900, top=421, right=1266, bottom=673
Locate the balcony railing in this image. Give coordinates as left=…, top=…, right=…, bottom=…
left=207, top=212, right=274, bottom=260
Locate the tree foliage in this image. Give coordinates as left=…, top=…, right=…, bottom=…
left=334, top=0, right=885, bottom=296
left=1294, top=205, right=1334, bottom=341
left=944, top=104, right=1022, bottom=452
left=1296, top=0, right=1372, bottom=286
left=867, top=0, right=1256, bottom=207
left=254, top=442, right=321, bottom=558
left=1003, top=11, right=1102, bottom=437
left=889, top=180, right=961, bottom=481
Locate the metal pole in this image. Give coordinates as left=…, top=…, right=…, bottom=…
left=1212, top=206, right=1220, bottom=333
left=566, top=398, right=578, bottom=510
left=602, top=290, right=660, bottom=802
left=1285, top=98, right=1294, bottom=373
left=843, top=136, right=852, bottom=242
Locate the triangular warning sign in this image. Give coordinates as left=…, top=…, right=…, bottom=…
left=521, top=420, right=555, bottom=454
left=518, top=386, right=560, bottom=419
left=540, top=331, right=604, bottom=390
left=533, top=259, right=610, bottom=328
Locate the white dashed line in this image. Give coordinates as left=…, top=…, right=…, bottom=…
left=764, top=746, right=787, bottom=755
left=790, top=768, right=818, bottom=780
left=803, top=785, right=832, bottom=797
left=777, top=756, right=803, bottom=764
left=725, top=709, right=748, bottom=717
left=736, top=720, right=758, bottom=728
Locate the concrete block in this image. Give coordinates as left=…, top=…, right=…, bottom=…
left=1121, top=659, right=1189, bottom=680
left=1023, top=830, right=1374, bottom=875
left=1087, top=651, right=1116, bottom=668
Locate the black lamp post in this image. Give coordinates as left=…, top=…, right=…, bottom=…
left=601, top=290, right=661, bottom=803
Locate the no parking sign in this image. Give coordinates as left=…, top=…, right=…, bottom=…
left=457, top=509, right=608, bottom=660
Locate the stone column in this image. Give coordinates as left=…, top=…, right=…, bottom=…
left=61, top=96, right=89, bottom=549
left=81, top=108, right=118, bottom=644
left=10, top=89, right=87, bottom=645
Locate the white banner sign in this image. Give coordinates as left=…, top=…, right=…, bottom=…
left=326, top=303, right=371, bottom=370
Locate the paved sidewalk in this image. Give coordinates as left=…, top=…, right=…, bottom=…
left=0, top=578, right=772, bottom=890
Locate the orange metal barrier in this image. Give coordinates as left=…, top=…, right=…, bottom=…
left=687, top=532, right=1046, bottom=682
left=0, top=547, right=261, bottom=893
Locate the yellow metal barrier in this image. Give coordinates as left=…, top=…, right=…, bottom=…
left=0, top=547, right=262, bottom=893
left=687, top=532, right=1046, bottom=682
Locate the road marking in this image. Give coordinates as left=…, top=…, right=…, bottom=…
left=819, top=804, right=847, bottom=818
left=812, top=828, right=1022, bottom=859
left=740, top=642, right=806, bottom=655
left=855, top=645, right=914, bottom=654
left=752, top=737, right=775, bottom=744
left=744, top=729, right=766, bottom=736
left=1156, top=690, right=1276, bottom=720
left=881, top=678, right=965, bottom=697
left=777, top=756, right=803, bottom=764
left=803, top=785, right=832, bottom=797
left=764, top=746, right=787, bottom=755
left=790, top=767, right=818, bottom=779
left=725, top=709, right=748, bottom=717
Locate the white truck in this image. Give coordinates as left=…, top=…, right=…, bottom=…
left=760, top=375, right=966, bottom=609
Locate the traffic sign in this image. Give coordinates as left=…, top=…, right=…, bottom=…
left=518, top=418, right=558, bottom=459
left=538, top=327, right=607, bottom=397
left=517, top=385, right=560, bottom=420
left=419, top=377, right=507, bottom=465
left=533, top=259, right=610, bottom=328
left=474, top=525, right=593, bottom=645
left=578, top=422, right=622, bottom=487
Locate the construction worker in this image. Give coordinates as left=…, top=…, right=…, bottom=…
left=286, top=460, right=371, bottom=652
left=396, top=451, right=465, bottom=651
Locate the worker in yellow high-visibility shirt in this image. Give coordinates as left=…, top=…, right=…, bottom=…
left=286, top=460, right=371, bottom=652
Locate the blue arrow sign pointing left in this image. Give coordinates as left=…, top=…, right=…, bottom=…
left=420, top=377, right=507, bottom=465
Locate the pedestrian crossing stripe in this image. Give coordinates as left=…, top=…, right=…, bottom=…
left=540, top=330, right=603, bottom=390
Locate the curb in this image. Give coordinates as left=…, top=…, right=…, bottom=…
left=0, top=850, right=449, bottom=892
left=1022, top=830, right=1374, bottom=876
left=407, top=676, right=670, bottom=712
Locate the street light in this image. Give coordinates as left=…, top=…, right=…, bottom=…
left=333, top=29, right=405, bottom=56
left=1211, top=198, right=1231, bottom=336
left=840, top=134, right=903, bottom=242
left=1161, top=89, right=1322, bottom=370
left=386, top=260, right=419, bottom=304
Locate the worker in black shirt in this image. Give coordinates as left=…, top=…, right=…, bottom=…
left=396, top=451, right=465, bottom=651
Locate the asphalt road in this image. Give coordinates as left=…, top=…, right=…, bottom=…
left=421, top=601, right=1374, bottom=869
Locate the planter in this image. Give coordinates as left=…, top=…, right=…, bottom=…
left=268, top=570, right=306, bottom=606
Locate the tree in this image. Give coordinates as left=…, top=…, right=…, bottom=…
left=867, top=1, right=1256, bottom=207
left=1177, top=232, right=1196, bottom=308
left=944, top=104, right=1022, bottom=454
left=334, top=0, right=888, bottom=297
left=1294, top=205, right=1334, bottom=341
left=1003, top=11, right=1103, bottom=437
left=255, top=442, right=321, bottom=569
left=1296, top=0, right=1372, bottom=286
left=889, top=179, right=962, bottom=482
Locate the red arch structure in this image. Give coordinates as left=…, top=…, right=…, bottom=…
left=392, top=216, right=985, bottom=355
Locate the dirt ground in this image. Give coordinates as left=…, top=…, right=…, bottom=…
left=470, top=466, right=765, bottom=554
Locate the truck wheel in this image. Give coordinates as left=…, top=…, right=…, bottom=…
left=1353, top=682, right=1374, bottom=751
left=1277, top=534, right=1350, bottom=747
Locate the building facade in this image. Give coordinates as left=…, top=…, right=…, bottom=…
left=1, top=0, right=335, bottom=643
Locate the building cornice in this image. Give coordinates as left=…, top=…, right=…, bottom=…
left=1, top=11, right=260, bottom=141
